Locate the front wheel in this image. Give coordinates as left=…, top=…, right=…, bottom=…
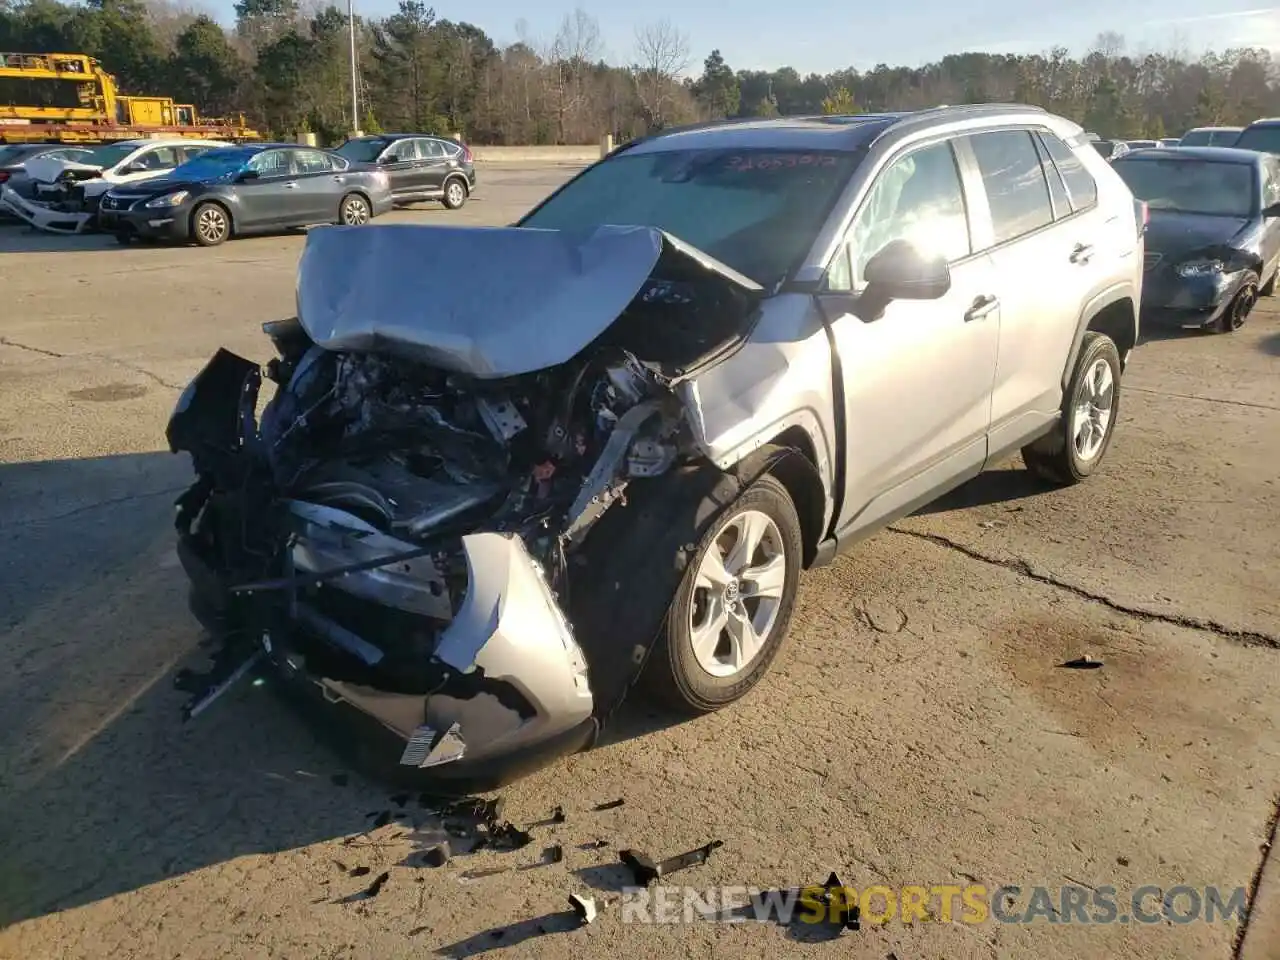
left=1022, top=331, right=1121, bottom=486
left=1217, top=275, right=1258, bottom=333
left=339, top=193, right=371, bottom=226
left=641, top=474, right=803, bottom=714
left=191, top=202, right=230, bottom=247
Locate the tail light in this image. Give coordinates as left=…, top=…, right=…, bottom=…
left=1134, top=199, right=1148, bottom=238
left=460, top=143, right=473, bottom=163
left=0, top=171, right=8, bottom=184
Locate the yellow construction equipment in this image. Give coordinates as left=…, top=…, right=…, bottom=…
left=0, top=51, right=259, bottom=143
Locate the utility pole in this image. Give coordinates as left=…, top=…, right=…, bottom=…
left=347, top=0, right=360, bottom=136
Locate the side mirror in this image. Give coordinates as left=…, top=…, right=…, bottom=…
left=855, top=239, right=952, bottom=320
left=1264, top=202, right=1280, bottom=219
left=121, top=164, right=146, bottom=175
left=377, top=154, right=394, bottom=164
left=236, top=169, right=260, bottom=182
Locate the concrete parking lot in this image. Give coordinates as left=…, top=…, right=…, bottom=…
left=1, top=164, right=1278, bottom=960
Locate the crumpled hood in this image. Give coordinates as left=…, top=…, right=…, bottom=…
left=295, top=223, right=763, bottom=379
left=23, top=155, right=104, bottom=185
left=1144, top=210, right=1250, bottom=259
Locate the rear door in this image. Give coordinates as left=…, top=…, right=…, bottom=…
left=288, top=148, right=346, bottom=223
left=417, top=139, right=451, bottom=194
left=1261, top=157, right=1280, bottom=282
left=962, top=128, right=1102, bottom=458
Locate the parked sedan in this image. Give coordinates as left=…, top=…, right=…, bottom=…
left=1180, top=126, right=1243, bottom=148
left=335, top=133, right=476, bottom=209
left=98, top=143, right=393, bottom=246
left=1113, top=146, right=1280, bottom=332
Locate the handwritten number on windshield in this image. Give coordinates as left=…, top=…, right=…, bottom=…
left=726, top=154, right=837, bottom=171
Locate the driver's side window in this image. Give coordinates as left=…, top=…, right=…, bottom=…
left=828, top=140, right=971, bottom=291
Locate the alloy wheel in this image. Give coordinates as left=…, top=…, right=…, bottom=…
left=1070, top=356, right=1115, bottom=462
left=196, top=206, right=228, bottom=244
left=688, top=509, right=787, bottom=678
left=342, top=196, right=370, bottom=225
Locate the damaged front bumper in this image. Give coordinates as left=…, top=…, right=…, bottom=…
left=179, top=499, right=597, bottom=790
left=0, top=184, right=95, bottom=235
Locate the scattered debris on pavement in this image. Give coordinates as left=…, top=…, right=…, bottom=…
left=619, top=840, right=724, bottom=886
left=1060, top=654, right=1104, bottom=669
left=424, top=843, right=452, bottom=867
left=361, top=871, right=390, bottom=899
left=569, top=893, right=598, bottom=926
left=580, top=838, right=610, bottom=850
left=349, top=866, right=371, bottom=878
left=593, top=798, right=625, bottom=811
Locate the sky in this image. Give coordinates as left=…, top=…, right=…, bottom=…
left=202, top=0, right=1280, bottom=75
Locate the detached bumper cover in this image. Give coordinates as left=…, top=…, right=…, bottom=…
left=1141, top=267, right=1244, bottom=327
left=0, top=185, right=93, bottom=234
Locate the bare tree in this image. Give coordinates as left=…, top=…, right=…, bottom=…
left=631, top=18, right=690, bottom=130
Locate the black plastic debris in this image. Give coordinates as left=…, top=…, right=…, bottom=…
left=489, top=821, right=533, bottom=850
left=569, top=893, right=598, bottom=926
left=424, top=843, right=451, bottom=868
left=331, top=859, right=349, bottom=872
left=362, top=871, right=390, bottom=898
left=580, top=839, right=609, bottom=850
left=1061, top=654, right=1103, bottom=669
left=593, top=798, right=625, bottom=811
left=390, top=792, right=410, bottom=808
left=330, top=773, right=349, bottom=787
left=443, top=820, right=473, bottom=838
left=490, top=929, right=505, bottom=941
left=552, top=805, right=566, bottom=823
left=821, top=872, right=860, bottom=930
left=546, top=844, right=564, bottom=864
left=437, top=796, right=506, bottom=824
left=369, top=810, right=392, bottom=829
left=408, top=925, right=429, bottom=937
left=619, top=840, right=724, bottom=886
left=462, top=866, right=509, bottom=880
left=349, top=866, right=371, bottom=877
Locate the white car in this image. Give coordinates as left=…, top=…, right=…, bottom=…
left=1, top=138, right=227, bottom=234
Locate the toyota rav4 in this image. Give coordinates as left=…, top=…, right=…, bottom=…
left=169, top=104, right=1143, bottom=790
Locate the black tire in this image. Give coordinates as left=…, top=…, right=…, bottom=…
left=1022, top=331, right=1122, bottom=486
left=641, top=473, right=803, bottom=714
left=191, top=202, right=230, bottom=247
left=338, top=192, right=371, bottom=226
left=1217, top=275, right=1258, bottom=333
left=442, top=178, right=468, bottom=210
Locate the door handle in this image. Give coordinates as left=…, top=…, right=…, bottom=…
left=332, top=175, right=345, bottom=183
left=964, top=294, right=999, bottom=322
left=284, top=181, right=299, bottom=189
left=1070, top=242, right=1094, bottom=264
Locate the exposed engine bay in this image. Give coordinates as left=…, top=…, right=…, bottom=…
left=168, top=223, right=762, bottom=788
left=0, top=156, right=109, bottom=234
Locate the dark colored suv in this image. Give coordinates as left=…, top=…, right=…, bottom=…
left=1235, top=119, right=1280, bottom=155
left=335, top=134, right=476, bottom=209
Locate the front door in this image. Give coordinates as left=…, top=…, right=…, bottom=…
left=825, top=137, right=1000, bottom=537
left=379, top=139, right=423, bottom=200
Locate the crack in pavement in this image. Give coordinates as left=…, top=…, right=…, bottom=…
left=4, top=486, right=186, bottom=529
left=889, top=527, right=1280, bottom=649
left=1126, top=385, right=1280, bottom=413
left=1235, top=793, right=1280, bottom=960
left=0, top=336, right=183, bottom=391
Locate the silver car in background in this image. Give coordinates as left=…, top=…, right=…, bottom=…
left=169, top=104, right=1144, bottom=790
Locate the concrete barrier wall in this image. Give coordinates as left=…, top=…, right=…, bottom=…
left=470, top=145, right=602, bottom=163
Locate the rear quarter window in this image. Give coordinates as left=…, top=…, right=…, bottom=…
left=967, top=130, right=1055, bottom=246
left=1038, top=132, right=1098, bottom=212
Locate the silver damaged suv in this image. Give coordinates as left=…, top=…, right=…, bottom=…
left=169, top=104, right=1143, bottom=790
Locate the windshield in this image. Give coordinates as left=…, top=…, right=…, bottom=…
left=336, top=138, right=387, bottom=164
left=1234, top=126, right=1280, bottom=154
left=171, top=147, right=260, bottom=180
left=519, top=147, right=863, bottom=286
left=82, top=143, right=138, bottom=169
left=1114, top=158, right=1255, bottom=218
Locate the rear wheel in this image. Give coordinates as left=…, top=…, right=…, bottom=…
left=1218, top=275, right=1258, bottom=333
left=191, top=202, right=230, bottom=247
left=339, top=193, right=371, bottom=226
left=1022, top=332, right=1122, bottom=486
left=642, top=474, right=803, bottom=713
left=442, top=178, right=468, bottom=210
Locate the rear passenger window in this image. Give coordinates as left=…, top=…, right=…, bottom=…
left=1264, top=159, right=1280, bottom=207
left=1033, top=136, right=1071, bottom=218
left=968, top=130, right=1054, bottom=245
left=1038, top=132, right=1098, bottom=213
left=295, top=149, right=334, bottom=174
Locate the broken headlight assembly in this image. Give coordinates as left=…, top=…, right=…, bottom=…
left=1174, top=259, right=1225, bottom=279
